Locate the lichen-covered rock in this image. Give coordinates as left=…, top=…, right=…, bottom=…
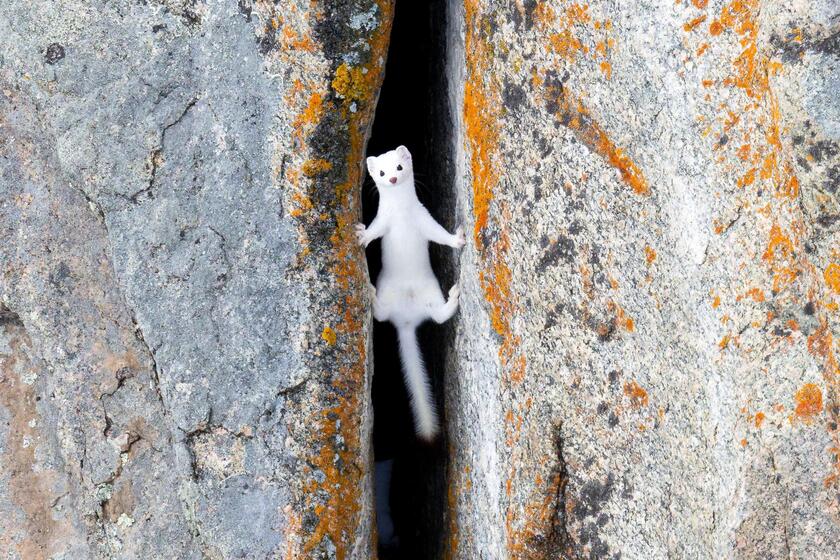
left=0, top=1, right=391, bottom=558
left=2, top=0, right=837, bottom=558
left=443, top=0, right=839, bottom=558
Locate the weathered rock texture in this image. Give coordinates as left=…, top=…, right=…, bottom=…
left=443, top=0, right=840, bottom=558
left=1, top=0, right=839, bottom=559
left=0, top=0, right=391, bottom=558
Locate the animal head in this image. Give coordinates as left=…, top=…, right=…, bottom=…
left=366, top=145, right=413, bottom=188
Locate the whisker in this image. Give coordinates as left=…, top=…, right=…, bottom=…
left=413, top=178, right=432, bottom=197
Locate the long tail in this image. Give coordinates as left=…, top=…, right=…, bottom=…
left=396, top=326, right=439, bottom=440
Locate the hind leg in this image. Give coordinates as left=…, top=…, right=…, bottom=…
left=430, top=282, right=460, bottom=324
left=370, top=283, right=393, bottom=322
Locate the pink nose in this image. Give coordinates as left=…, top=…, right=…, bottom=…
left=389, top=177, right=397, bottom=184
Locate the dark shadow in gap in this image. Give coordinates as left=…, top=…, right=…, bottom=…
left=362, top=0, right=455, bottom=558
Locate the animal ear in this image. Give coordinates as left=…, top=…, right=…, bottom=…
left=396, top=145, right=411, bottom=159
left=366, top=156, right=377, bottom=175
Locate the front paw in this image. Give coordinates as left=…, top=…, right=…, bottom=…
left=354, top=223, right=368, bottom=246
left=452, top=226, right=466, bottom=249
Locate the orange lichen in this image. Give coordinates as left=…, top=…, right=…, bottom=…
left=605, top=301, right=636, bottom=333
left=292, top=92, right=325, bottom=144
left=692, top=0, right=708, bottom=7
left=696, top=0, right=803, bottom=208
left=683, top=15, right=707, bottom=32
left=289, top=192, right=314, bottom=217
left=463, top=0, right=501, bottom=247
left=807, top=322, right=838, bottom=377
left=778, top=167, right=799, bottom=199
left=644, top=245, right=657, bottom=265
left=754, top=411, right=765, bottom=428
left=531, top=3, right=648, bottom=197
left=548, top=29, right=585, bottom=61
left=743, top=287, right=765, bottom=302
left=464, top=77, right=499, bottom=245
left=566, top=2, right=591, bottom=24
left=281, top=24, right=318, bottom=52
left=541, top=81, right=650, bottom=196
left=510, top=355, right=527, bottom=384
left=481, top=238, right=514, bottom=334
left=762, top=224, right=793, bottom=262
left=794, top=383, right=823, bottom=421
left=598, top=137, right=649, bottom=195
left=531, top=2, right=556, bottom=27
left=444, top=450, right=462, bottom=559
left=302, top=158, right=333, bottom=176
left=737, top=168, right=756, bottom=188
left=712, top=295, right=721, bottom=308
left=624, top=381, right=649, bottom=407
left=824, top=263, right=840, bottom=294
left=762, top=223, right=798, bottom=292
left=464, top=1, right=526, bottom=389
left=505, top=469, right=566, bottom=558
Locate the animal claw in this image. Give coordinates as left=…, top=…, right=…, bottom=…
left=453, top=226, right=466, bottom=249
left=354, top=223, right=367, bottom=246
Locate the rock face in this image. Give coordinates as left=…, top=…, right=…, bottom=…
left=0, top=1, right=390, bottom=558
left=442, top=0, right=840, bottom=558
left=1, top=0, right=838, bottom=559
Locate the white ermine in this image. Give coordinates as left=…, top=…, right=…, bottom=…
left=357, top=145, right=464, bottom=440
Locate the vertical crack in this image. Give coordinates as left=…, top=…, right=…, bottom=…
left=767, top=444, right=793, bottom=560
left=69, top=183, right=107, bottom=225
left=363, top=0, right=452, bottom=555
left=126, top=96, right=200, bottom=204
left=548, top=424, right=575, bottom=557
left=127, top=311, right=167, bottom=416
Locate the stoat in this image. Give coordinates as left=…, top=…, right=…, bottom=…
left=357, top=145, right=464, bottom=440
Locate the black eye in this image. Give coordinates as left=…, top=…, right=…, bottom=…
left=397, top=165, right=403, bottom=171
left=379, top=170, right=384, bottom=177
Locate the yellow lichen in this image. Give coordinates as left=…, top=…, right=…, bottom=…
left=331, top=63, right=368, bottom=102
left=321, top=326, right=336, bottom=346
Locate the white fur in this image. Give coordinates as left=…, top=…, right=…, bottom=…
left=357, top=146, right=464, bottom=440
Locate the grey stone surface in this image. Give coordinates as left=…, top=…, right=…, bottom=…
left=1, top=0, right=391, bottom=558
